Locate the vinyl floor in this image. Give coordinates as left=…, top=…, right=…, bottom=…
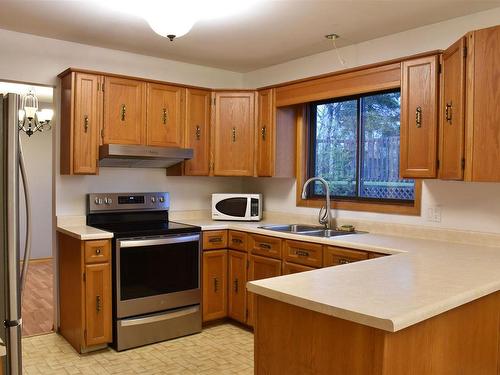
left=22, top=323, right=254, bottom=374
left=22, top=259, right=54, bottom=337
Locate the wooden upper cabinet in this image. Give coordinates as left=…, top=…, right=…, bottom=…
left=257, top=89, right=275, bottom=176
left=146, top=83, right=185, bottom=147
left=465, top=26, right=500, bottom=182
left=103, top=77, right=146, bottom=145
left=184, top=89, right=211, bottom=176
left=213, top=92, right=256, bottom=176
left=400, top=55, right=439, bottom=178
left=60, top=72, right=103, bottom=175
left=439, top=38, right=466, bottom=180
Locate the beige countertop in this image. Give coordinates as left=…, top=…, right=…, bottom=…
left=57, top=224, right=114, bottom=240
left=56, top=216, right=500, bottom=332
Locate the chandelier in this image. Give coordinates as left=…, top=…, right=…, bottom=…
left=18, top=90, right=53, bottom=137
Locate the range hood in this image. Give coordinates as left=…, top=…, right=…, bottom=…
left=99, top=144, right=193, bottom=168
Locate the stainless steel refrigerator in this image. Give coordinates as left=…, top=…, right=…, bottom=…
left=0, top=93, right=23, bottom=374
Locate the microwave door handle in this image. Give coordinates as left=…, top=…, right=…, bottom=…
left=246, top=198, right=251, bottom=218
left=118, top=234, right=200, bottom=248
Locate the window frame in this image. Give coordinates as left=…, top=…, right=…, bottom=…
left=296, top=95, right=422, bottom=216
left=307, top=88, right=414, bottom=205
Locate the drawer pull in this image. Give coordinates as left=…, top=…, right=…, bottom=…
left=415, top=106, right=422, bottom=128
left=95, top=248, right=102, bottom=255
left=208, top=237, right=222, bottom=243
left=120, top=104, right=126, bottom=121
left=338, top=258, right=351, bottom=265
left=84, top=115, right=89, bottom=133
left=96, top=295, right=101, bottom=313
left=213, top=277, right=219, bottom=292
left=162, top=107, right=168, bottom=125
left=296, top=250, right=310, bottom=257
left=195, top=125, right=201, bottom=140
left=261, top=126, right=266, bottom=140
left=231, top=127, right=236, bottom=142
left=232, top=238, right=243, bottom=244
left=259, top=243, right=271, bottom=250
left=234, top=278, right=239, bottom=293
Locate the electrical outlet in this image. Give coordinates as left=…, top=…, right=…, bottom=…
left=427, top=206, right=442, bottom=223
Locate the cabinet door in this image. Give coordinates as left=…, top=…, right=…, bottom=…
left=247, top=255, right=281, bottom=327
left=213, top=92, right=255, bottom=176
left=256, top=89, right=275, bottom=177
left=73, top=73, right=100, bottom=174
left=103, top=77, right=145, bottom=145
left=439, top=38, right=466, bottom=180
left=185, top=89, right=211, bottom=175
left=147, top=83, right=185, bottom=147
left=400, top=55, right=439, bottom=178
left=467, top=26, right=500, bottom=181
left=228, top=250, right=248, bottom=323
left=84, top=263, right=112, bottom=347
left=202, top=250, right=227, bottom=322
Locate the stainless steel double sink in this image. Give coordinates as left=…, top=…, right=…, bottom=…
left=259, top=224, right=361, bottom=238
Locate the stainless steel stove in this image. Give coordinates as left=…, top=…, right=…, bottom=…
left=87, top=192, right=202, bottom=351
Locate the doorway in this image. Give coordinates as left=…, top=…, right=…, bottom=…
left=0, top=81, right=55, bottom=337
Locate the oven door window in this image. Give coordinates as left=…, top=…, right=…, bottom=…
left=119, top=239, right=199, bottom=301
left=215, top=198, right=248, bottom=217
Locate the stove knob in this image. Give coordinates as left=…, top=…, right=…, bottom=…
left=104, top=197, right=113, bottom=205
left=95, top=198, right=103, bottom=205
left=159, top=196, right=165, bottom=203
left=151, top=197, right=156, bottom=203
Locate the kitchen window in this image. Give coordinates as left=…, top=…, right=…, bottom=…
left=300, top=89, right=421, bottom=215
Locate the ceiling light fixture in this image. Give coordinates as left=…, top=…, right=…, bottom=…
left=100, top=0, right=262, bottom=41
left=325, top=33, right=340, bottom=41
left=18, top=90, right=53, bottom=137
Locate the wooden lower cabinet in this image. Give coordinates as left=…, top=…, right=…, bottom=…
left=202, top=250, right=228, bottom=322
left=283, top=261, right=315, bottom=275
left=228, top=250, right=248, bottom=323
left=58, top=233, right=112, bottom=353
left=324, top=246, right=369, bottom=266
left=247, top=255, right=282, bottom=327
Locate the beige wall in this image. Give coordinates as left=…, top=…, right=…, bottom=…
left=241, top=7, right=500, bottom=235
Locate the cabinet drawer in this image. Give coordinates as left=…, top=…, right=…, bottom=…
left=228, top=231, right=248, bottom=252
left=324, top=246, right=369, bottom=267
left=283, top=240, right=323, bottom=268
left=203, top=230, right=228, bottom=250
left=282, top=261, right=315, bottom=275
left=248, top=234, right=282, bottom=259
left=84, top=240, right=111, bottom=264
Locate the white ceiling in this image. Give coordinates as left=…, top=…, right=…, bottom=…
left=0, top=1, right=498, bottom=72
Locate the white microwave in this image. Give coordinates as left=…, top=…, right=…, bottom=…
left=211, top=193, right=263, bottom=221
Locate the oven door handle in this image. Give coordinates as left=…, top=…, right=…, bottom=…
left=118, top=234, right=200, bottom=248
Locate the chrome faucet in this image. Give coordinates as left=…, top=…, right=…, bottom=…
left=301, top=177, right=333, bottom=230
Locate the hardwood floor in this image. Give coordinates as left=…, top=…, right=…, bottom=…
left=22, top=259, right=54, bottom=337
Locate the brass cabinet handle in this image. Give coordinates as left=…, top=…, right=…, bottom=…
left=338, top=258, right=351, bottom=265
left=259, top=243, right=271, bottom=250
left=95, top=248, right=102, bottom=255
left=121, top=104, right=126, bottom=121
left=231, top=127, right=236, bottom=142
left=296, top=249, right=310, bottom=257
left=445, top=102, right=453, bottom=123
left=208, top=237, right=222, bottom=243
left=234, top=278, right=239, bottom=293
left=415, top=106, right=422, bottom=128
left=195, top=125, right=201, bottom=140
left=84, top=115, right=89, bottom=133
left=162, top=108, right=168, bottom=125
left=213, top=277, right=218, bottom=292
left=96, top=295, right=101, bottom=313
left=232, top=238, right=243, bottom=244
left=261, top=126, right=267, bottom=140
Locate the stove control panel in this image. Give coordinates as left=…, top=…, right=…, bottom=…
left=88, top=192, right=170, bottom=212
